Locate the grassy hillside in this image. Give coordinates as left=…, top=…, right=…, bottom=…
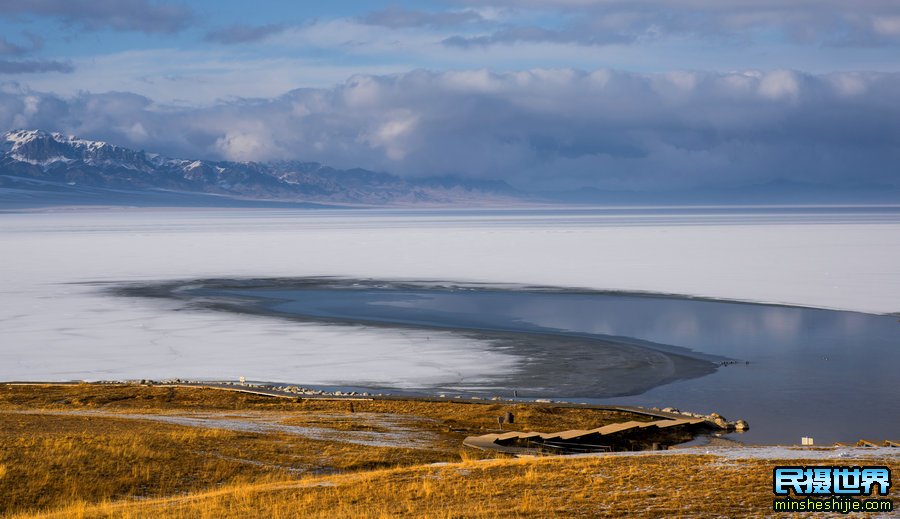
left=1, top=384, right=895, bottom=518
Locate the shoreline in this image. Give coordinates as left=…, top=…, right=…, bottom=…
left=0, top=380, right=734, bottom=448
left=110, top=277, right=723, bottom=399
left=100, top=277, right=900, bottom=446
left=0, top=379, right=704, bottom=421
left=6, top=381, right=899, bottom=451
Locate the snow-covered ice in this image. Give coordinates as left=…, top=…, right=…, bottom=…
left=1, top=207, right=898, bottom=386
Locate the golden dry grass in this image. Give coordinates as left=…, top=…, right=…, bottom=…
left=2, top=384, right=896, bottom=518
left=15, top=454, right=898, bottom=518
left=0, top=384, right=299, bottom=412
left=0, top=384, right=642, bottom=517
left=0, top=383, right=645, bottom=434
left=0, top=410, right=464, bottom=517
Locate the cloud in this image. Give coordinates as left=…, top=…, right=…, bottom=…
left=204, top=24, right=288, bottom=45
left=0, top=59, right=73, bottom=74
left=0, top=39, right=24, bottom=57
left=443, top=25, right=630, bottom=48
left=446, top=0, right=900, bottom=47
left=361, top=7, right=483, bottom=29
left=16, top=12, right=893, bottom=108
left=0, top=0, right=194, bottom=33
left=0, top=38, right=29, bottom=56
left=0, top=33, right=44, bottom=57
left=1, top=69, right=898, bottom=191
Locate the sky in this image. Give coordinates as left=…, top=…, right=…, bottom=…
left=1, top=0, right=899, bottom=192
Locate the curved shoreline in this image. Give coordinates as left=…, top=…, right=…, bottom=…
left=98, top=275, right=900, bottom=446
left=108, top=277, right=724, bottom=399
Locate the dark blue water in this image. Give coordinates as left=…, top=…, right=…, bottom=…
left=169, top=280, right=900, bottom=444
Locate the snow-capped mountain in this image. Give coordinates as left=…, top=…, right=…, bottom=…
left=0, top=130, right=520, bottom=206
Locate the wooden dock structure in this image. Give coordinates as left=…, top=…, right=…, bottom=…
left=463, top=417, right=707, bottom=454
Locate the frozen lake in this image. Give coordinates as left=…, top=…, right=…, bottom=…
left=1, top=206, right=899, bottom=443
left=116, top=277, right=900, bottom=444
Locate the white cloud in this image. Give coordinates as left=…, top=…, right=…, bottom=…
left=122, top=121, right=148, bottom=141
left=828, top=73, right=868, bottom=97
left=215, top=127, right=284, bottom=162
left=365, top=110, right=419, bottom=161
left=757, top=70, right=801, bottom=100
left=872, top=16, right=900, bottom=36
left=22, top=95, right=39, bottom=116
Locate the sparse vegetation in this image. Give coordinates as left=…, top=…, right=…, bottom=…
left=1, top=384, right=896, bottom=518
left=0, top=383, right=647, bottom=434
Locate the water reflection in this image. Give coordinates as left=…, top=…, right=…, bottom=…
left=167, top=280, right=899, bottom=445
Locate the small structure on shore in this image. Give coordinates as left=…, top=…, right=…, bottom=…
left=463, top=417, right=708, bottom=455
left=833, top=440, right=899, bottom=448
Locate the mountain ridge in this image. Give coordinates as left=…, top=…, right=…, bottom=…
left=3, top=129, right=897, bottom=209
left=0, top=129, right=522, bottom=206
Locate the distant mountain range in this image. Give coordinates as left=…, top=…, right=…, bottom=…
left=2, top=129, right=897, bottom=208
left=0, top=129, right=522, bottom=207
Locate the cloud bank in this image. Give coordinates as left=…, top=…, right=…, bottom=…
left=452, top=0, right=900, bottom=47
left=2, top=68, right=898, bottom=191
left=204, top=24, right=288, bottom=45
left=0, top=59, right=72, bottom=74
left=361, top=7, right=484, bottom=29
left=0, top=0, right=193, bottom=33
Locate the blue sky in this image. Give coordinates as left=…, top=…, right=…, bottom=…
left=1, top=0, right=899, bottom=191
